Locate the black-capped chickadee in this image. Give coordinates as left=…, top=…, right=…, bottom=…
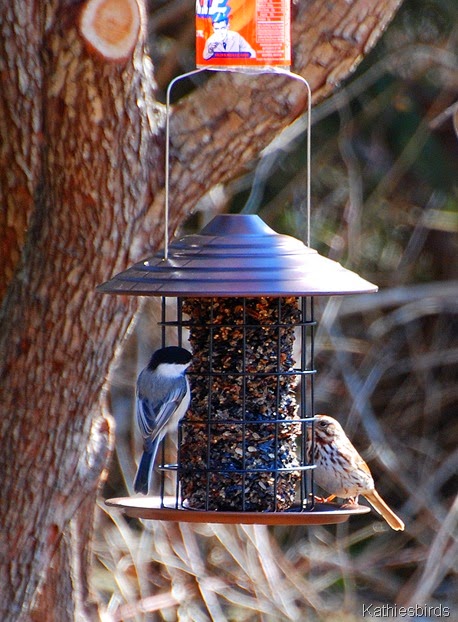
left=134, top=346, right=192, bottom=495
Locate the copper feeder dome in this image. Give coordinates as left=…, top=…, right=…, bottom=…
left=97, top=214, right=377, bottom=297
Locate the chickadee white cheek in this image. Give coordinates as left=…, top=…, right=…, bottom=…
left=156, top=362, right=190, bottom=378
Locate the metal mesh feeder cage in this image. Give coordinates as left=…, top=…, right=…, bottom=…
left=100, top=214, right=376, bottom=525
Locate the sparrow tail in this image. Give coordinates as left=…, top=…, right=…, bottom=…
left=365, top=489, right=405, bottom=531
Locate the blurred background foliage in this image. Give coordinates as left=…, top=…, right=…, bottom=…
left=95, top=0, right=458, bottom=620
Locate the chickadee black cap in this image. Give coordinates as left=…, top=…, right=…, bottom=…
left=147, top=346, right=192, bottom=370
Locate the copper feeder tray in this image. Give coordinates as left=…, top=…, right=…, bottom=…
left=105, top=496, right=371, bottom=525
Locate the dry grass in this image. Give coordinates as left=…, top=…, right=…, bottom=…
left=94, top=282, right=457, bottom=621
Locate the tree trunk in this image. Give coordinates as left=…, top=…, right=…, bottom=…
left=0, top=0, right=403, bottom=619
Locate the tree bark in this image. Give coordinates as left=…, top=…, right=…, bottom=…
left=0, top=0, right=403, bottom=619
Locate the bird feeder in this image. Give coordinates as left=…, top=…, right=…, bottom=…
left=100, top=213, right=376, bottom=525
left=102, top=6, right=375, bottom=522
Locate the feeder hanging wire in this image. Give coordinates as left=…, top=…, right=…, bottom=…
left=164, top=68, right=313, bottom=259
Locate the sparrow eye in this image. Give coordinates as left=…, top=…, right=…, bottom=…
left=319, top=420, right=327, bottom=428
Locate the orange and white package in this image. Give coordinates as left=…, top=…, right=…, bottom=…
left=196, top=0, right=290, bottom=70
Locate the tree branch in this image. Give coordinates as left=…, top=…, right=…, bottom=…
left=79, top=0, right=141, bottom=61
left=134, top=0, right=403, bottom=261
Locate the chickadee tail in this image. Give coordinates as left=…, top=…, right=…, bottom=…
left=133, top=440, right=160, bottom=495
left=365, top=489, right=405, bottom=531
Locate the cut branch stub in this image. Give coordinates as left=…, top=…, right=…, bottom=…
left=79, top=0, right=141, bottom=61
